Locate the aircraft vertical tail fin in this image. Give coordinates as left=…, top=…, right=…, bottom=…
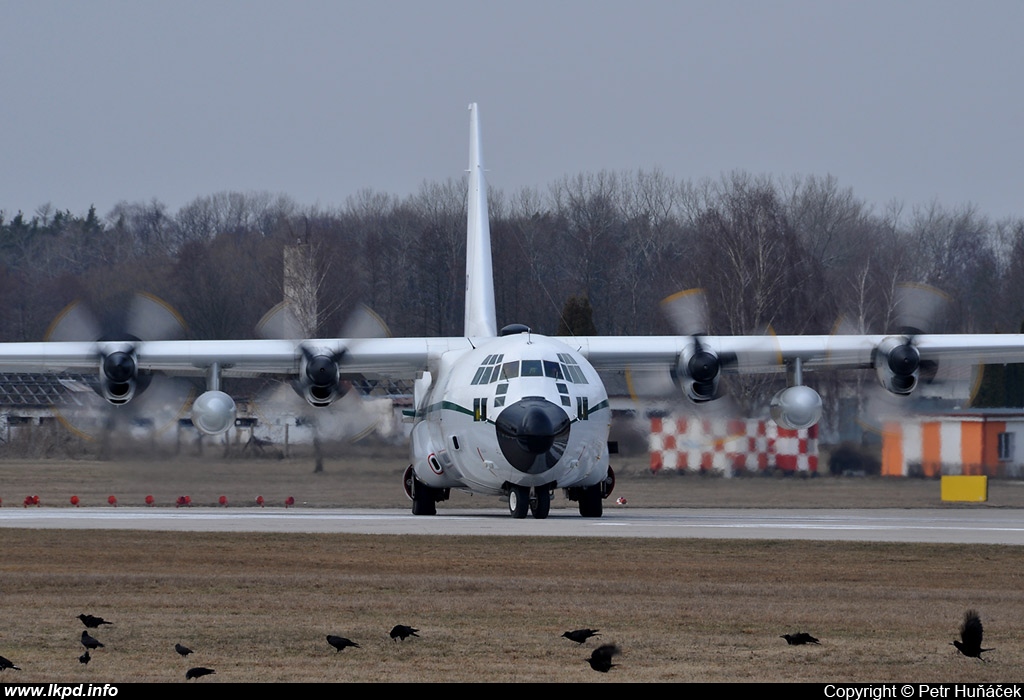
left=464, top=103, right=498, bottom=338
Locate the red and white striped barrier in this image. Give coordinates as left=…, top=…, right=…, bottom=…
left=649, top=415, right=818, bottom=474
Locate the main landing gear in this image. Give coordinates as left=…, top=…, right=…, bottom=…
left=403, top=465, right=449, bottom=516
left=565, top=466, right=615, bottom=518
left=507, top=485, right=552, bottom=520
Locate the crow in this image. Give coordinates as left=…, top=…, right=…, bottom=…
left=175, top=643, right=193, bottom=658
left=952, top=610, right=993, bottom=660
left=587, top=644, right=620, bottom=672
left=0, top=655, right=21, bottom=671
left=390, top=625, right=419, bottom=641
left=80, top=631, right=104, bottom=650
left=185, top=667, right=215, bottom=680
left=563, top=628, right=600, bottom=645
left=79, top=650, right=90, bottom=665
left=78, top=614, right=113, bottom=629
left=781, top=632, right=820, bottom=645
left=326, top=635, right=360, bottom=652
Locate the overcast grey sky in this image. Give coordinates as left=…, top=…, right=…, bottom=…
left=2, top=1, right=1022, bottom=221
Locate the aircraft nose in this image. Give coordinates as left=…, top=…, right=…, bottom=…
left=495, top=397, right=571, bottom=475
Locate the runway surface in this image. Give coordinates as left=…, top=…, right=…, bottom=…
left=1, top=506, right=1023, bottom=544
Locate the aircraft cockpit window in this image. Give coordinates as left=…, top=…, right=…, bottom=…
left=490, top=358, right=578, bottom=383
left=472, top=354, right=506, bottom=385
left=543, top=360, right=563, bottom=379
left=557, top=353, right=589, bottom=384
left=521, top=360, right=543, bottom=377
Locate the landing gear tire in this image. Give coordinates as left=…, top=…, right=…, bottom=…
left=508, top=485, right=530, bottom=519
left=530, top=487, right=551, bottom=519
left=412, top=484, right=437, bottom=515
left=578, top=486, right=603, bottom=518
left=406, top=466, right=437, bottom=516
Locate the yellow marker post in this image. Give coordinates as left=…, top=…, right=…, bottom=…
left=941, top=475, right=988, bottom=502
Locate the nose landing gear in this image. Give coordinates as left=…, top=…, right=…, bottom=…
left=507, top=485, right=552, bottom=519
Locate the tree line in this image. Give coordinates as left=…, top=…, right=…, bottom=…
left=2, top=170, right=1023, bottom=424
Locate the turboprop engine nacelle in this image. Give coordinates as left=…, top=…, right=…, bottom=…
left=678, top=343, right=721, bottom=403
left=191, top=390, right=237, bottom=436
left=98, top=345, right=139, bottom=405
left=293, top=350, right=346, bottom=407
left=874, top=336, right=920, bottom=396
left=770, top=385, right=823, bottom=431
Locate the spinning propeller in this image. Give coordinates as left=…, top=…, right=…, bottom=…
left=44, top=292, right=194, bottom=446
left=626, top=288, right=783, bottom=423
left=833, top=283, right=980, bottom=433
left=252, top=302, right=393, bottom=445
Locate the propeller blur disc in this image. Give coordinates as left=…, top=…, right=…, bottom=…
left=44, top=292, right=193, bottom=446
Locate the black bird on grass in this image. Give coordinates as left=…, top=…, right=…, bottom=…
left=952, top=610, right=993, bottom=660
left=781, top=632, right=820, bottom=645
left=327, top=635, right=360, bottom=652
left=78, top=614, right=113, bottom=629
left=81, top=631, right=104, bottom=650
left=0, top=655, right=21, bottom=671
left=390, top=625, right=419, bottom=641
left=563, top=628, right=600, bottom=645
left=185, top=667, right=215, bottom=680
left=586, top=644, right=620, bottom=672
left=79, top=650, right=91, bottom=665
left=175, top=643, right=193, bottom=658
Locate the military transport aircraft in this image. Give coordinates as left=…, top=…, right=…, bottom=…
left=2, top=104, right=1024, bottom=519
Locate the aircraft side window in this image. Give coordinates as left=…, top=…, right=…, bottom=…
left=521, top=360, right=543, bottom=377
left=472, top=366, right=489, bottom=385
left=488, top=365, right=502, bottom=383
left=558, top=354, right=588, bottom=384
left=496, top=384, right=508, bottom=395
left=567, top=364, right=587, bottom=384
left=474, top=397, right=488, bottom=421
left=501, top=361, right=519, bottom=379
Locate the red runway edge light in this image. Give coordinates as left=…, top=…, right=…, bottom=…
left=70, top=495, right=80, bottom=507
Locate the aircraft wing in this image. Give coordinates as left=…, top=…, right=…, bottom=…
left=568, top=334, right=1024, bottom=374
left=0, top=337, right=469, bottom=379
left=4, top=332, right=1018, bottom=379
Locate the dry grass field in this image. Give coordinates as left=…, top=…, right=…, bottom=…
left=2, top=444, right=1024, bottom=683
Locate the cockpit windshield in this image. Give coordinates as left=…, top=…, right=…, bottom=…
left=471, top=354, right=587, bottom=385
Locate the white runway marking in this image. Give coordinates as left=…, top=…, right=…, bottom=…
left=2, top=506, right=1023, bottom=544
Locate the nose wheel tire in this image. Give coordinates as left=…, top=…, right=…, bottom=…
left=508, top=485, right=530, bottom=519
left=530, top=487, right=551, bottom=519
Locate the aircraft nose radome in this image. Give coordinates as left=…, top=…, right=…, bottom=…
left=494, top=397, right=571, bottom=474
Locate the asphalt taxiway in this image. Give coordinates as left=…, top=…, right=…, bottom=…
left=1, top=506, right=1022, bottom=544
